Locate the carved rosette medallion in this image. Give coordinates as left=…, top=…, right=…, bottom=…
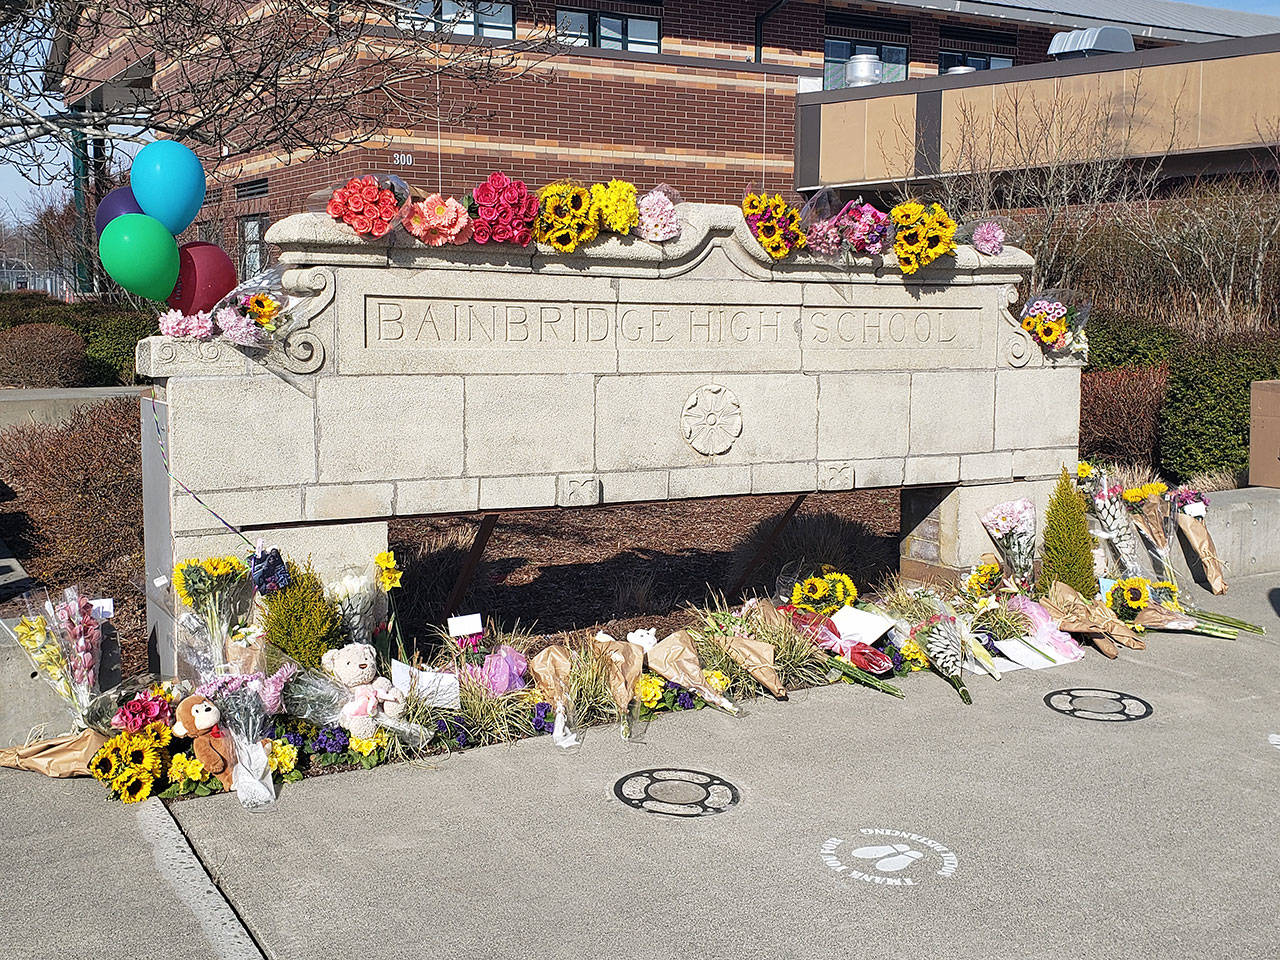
left=681, top=384, right=743, bottom=456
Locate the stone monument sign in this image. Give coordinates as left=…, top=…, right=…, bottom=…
left=138, top=203, right=1079, bottom=668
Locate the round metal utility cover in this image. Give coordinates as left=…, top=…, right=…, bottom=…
left=1044, top=688, right=1153, bottom=722
left=613, top=768, right=740, bottom=817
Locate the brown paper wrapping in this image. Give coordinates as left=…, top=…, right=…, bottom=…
left=529, top=644, right=572, bottom=705
left=225, top=638, right=265, bottom=675
left=1041, top=581, right=1145, bottom=654
left=0, top=728, right=107, bottom=778
left=648, top=630, right=729, bottom=708
left=592, top=638, right=643, bottom=714
left=751, top=599, right=789, bottom=630
left=711, top=633, right=787, bottom=699
left=1176, top=513, right=1228, bottom=595
left=1133, top=496, right=1170, bottom=555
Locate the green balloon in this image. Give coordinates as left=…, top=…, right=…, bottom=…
left=98, top=213, right=180, bottom=300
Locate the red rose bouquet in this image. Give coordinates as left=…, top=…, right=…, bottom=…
left=326, top=175, right=409, bottom=239
left=468, top=171, right=538, bottom=246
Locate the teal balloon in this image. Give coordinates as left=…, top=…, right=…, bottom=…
left=130, top=140, right=206, bottom=235
left=98, top=214, right=180, bottom=300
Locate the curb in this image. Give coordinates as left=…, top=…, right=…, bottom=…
left=135, top=800, right=267, bottom=960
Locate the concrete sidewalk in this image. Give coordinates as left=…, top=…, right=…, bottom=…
left=3, top=574, right=1277, bottom=960
left=167, top=574, right=1280, bottom=960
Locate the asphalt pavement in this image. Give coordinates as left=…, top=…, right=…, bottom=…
left=4, top=574, right=1279, bottom=960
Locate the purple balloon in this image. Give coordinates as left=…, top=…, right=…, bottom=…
left=94, top=186, right=145, bottom=238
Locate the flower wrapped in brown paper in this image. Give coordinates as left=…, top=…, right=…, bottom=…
left=1040, top=581, right=1143, bottom=658
left=1176, top=512, right=1228, bottom=595
left=1133, top=604, right=1203, bottom=633
left=710, top=633, right=787, bottom=699
left=0, top=728, right=106, bottom=778
left=592, top=637, right=644, bottom=718
left=747, top=599, right=790, bottom=630
left=648, top=630, right=739, bottom=714
left=1132, top=495, right=1177, bottom=581
left=528, top=643, right=581, bottom=748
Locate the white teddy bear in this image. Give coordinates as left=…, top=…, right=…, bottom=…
left=321, top=642, right=406, bottom=739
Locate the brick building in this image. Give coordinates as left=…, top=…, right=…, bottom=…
left=57, top=0, right=1280, bottom=275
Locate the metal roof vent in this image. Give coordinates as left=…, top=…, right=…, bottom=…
left=1049, top=27, right=1135, bottom=59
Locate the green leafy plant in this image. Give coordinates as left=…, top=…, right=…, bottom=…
left=1159, top=333, right=1280, bottom=480
left=1038, top=469, right=1098, bottom=597
left=1085, top=312, right=1183, bottom=371
left=260, top=560, right=344, bottom=670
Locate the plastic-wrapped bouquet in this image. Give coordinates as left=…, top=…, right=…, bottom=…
left=971, top=220, right=1005, bottom=255
left=1020, top=292, right=1089, bottom=360
left=1076, top=462, right=1144, bottom=579
left=836, top=200, right=891, bottom=256
left=326, top=174, right=410, bottom=238
left=469, top=171, right=538, bottom=245
left=741, top=191, right=807, bottom=260
left=172, top=554, right=251, bottom=674
left=206, top=266, right=297, bottom=348
left=636, top=184, right=682, bottom=241
left=3, top=588, right=102, bottom=729
left=891, top=201, right=956, bottom=274
left=979, top=498, right=1037, bottom=592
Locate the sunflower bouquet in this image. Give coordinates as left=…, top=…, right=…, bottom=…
left=1104, top=576, right=1239, bottom=639
left=1019, top=293, right=1089, bottom=359
left=534, top=180, right=601, bottom=253
left=89, top=721, right=173, bottom=804
left=173, top=554, right=251, bottom=672
left=890, top=201, right=956, bottom=275
left=742, top=191, right=807, bottom=260
left=788, top=568, right=858, bottom=617
left=209, top=266, right=296, bottom=347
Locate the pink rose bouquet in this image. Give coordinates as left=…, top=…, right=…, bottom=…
left=111, top=690, right=175, bottom=733
left=403, top=194, right=473, bottom=246
left=326, top=175, right=407, bottom=238
left=835, top=201, right=891, bottom=255
left=468, top=172, right=537, bottom=245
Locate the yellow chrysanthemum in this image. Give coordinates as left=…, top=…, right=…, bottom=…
left=591, top=179, right=639, bottom=234
left=637, top=673, right=665, bottom=708
left=167, top=753, right=189, bottom=783
left=702, top=670, right=729, bottom=695
left=268, top=739, right=299, bottom=772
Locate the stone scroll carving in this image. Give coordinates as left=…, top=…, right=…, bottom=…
left=998, top=283, right=1035, bottom=368
left=274, top=266, right=334, bottom=376
left=681, top=384, right=743, bottom=455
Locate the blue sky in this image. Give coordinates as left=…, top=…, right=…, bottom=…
left=1195, top=0, right=1279, bottom=10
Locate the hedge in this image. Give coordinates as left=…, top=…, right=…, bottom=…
left=1159, top=334, right=1280, bottom=481
left=1085, top=311, right=1184, bottom=371
left=0, top=323, right=88, bottom=387
left=0, top=291, right=156, bottom=386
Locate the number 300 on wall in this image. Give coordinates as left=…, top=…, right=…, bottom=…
left=392, top=153, right=415, bottom=166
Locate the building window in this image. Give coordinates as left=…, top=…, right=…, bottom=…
left=938, top=50, right=1013, bottom=72
left=238, top=215, right=270, bottom=278
left=824, top=39, right=908, bottom=89
left=556, top=8, right=661, bottom=53
left=410, top=2, right=516, bottom=39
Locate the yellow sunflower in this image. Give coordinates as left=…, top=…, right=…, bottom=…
left=116, top=770, right=155, bottom=804
left=742, top=193, right=766, bottom=217
left=90, top=745, right=122, bottom=784
left=247, top=293, right=280, bottom=323
left=892, top=201, right=926, bottom=226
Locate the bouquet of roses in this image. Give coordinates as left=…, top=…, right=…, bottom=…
left=469, top=171, right=538, bottom=245
left=326, top=175, right=410, bottom=238
left=1019, top=291, right=1089, bottom=360
left=979, top=498, right=1037, bottom=592
left=1076, top=462, right=1145, bottom=579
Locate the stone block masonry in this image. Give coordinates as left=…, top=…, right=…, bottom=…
left=140, top=202, right=1080, bottom=662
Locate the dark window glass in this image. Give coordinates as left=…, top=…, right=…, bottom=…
left=825, top=37, right=911, bottom=89
left=558, top=8, right=660, bottom=53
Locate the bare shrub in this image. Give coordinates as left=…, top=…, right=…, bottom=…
left=1079, top=364, right=1169, bottom=468
left=0, top=397, right=142, bottom=578
left=731, top=509, right=896, bottom=598
left=0, top=323, right=88, bottom=387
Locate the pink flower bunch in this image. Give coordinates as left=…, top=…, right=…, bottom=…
left=1029, top=298, right=1067, bottom=319
left=111, top=691, right=174, bottom=733
left=159, top=308, right=215, bottom=340
left=258, top=662, right=297, bottom=714
left=805, top=217, right=842, bottom=256
left=54, top=595, right=100, bottom=688
left=1173, top=487, right=1210, bottom=509
left=461, top=644, right=527, bottom=696
left=636, top=189, right=680, bottom=242
left=403, top=194, right=472, bottom=247
left=213, top=305, right=263, bottom=346
left=469, top=172, right=538, bottom=245
left=972, top=220, right=1006, bottom=256
left=455, top=631, right=483, bottom=653
left=836, top=202, right=891, bottom=255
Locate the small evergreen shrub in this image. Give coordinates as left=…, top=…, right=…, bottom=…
left=0, top=291, right=156, bottom=385
left=1038, top=469, right=1098, bottom=598
left=1159, top=334, right=1280, bottom=481
left=261, top=560, right=344, bottom=670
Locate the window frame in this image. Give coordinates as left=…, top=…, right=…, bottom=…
left=406, top=1, right=517, bottom=39
left=823, top=37, right=909, bottom=89
left=938, top=49, right=1014, bottom=72
left=554, top=7, right=662, bottom=53
left=237, top=214, right=271, bottom=279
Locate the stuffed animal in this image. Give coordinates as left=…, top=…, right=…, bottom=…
left=172, top=694, right=236, bottom=790
left=321, top=642, right=405, bottom=739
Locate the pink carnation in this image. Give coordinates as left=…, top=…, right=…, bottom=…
left=186, top=311, right=214, bottom=339
left=159, top=308, right=188, bottom=337
left=636, top=190, right=680, bottom=242
left=806, top=217, right=841, bottom=256
left=213, top=306, right=263, bottom=347
left=972, top=220, right=1005, bottom=256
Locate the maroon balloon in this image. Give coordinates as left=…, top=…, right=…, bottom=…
left=166, top=242, right=237, bottom=314
left=94, top=186, right=145, bottom=238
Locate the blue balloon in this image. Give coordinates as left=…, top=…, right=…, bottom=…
left=130, top=140, right=206, bottom=235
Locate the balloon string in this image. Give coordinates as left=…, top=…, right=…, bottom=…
left=148, top=389, right=255, bottom=549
